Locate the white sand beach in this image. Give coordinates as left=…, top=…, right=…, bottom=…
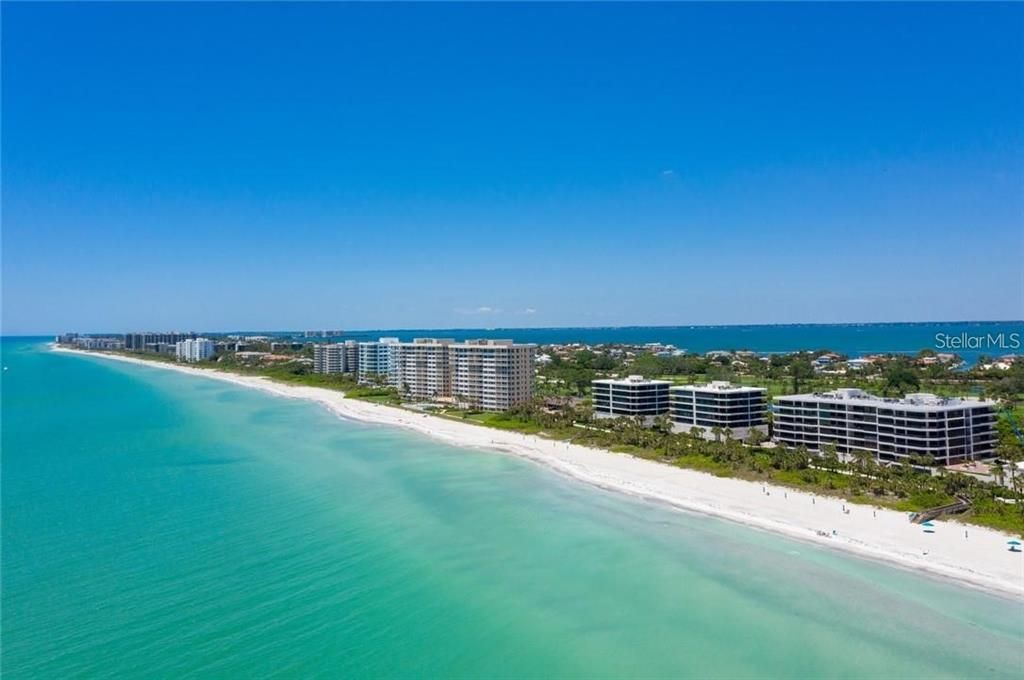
left=54, top=347, right=1024, bottom=600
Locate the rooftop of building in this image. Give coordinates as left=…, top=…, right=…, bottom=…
left=451, top=339, right=537, bottom=349
left=775, top=388, right=994, bottom=409
left=593, top=374, right=672, bottom=386
left=669, top=380, right=766, bottom=394
left=405, top=338, right=456, bottom=345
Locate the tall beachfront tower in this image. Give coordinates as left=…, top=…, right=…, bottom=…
left=773, top=389, right=998, bottom=465
left=394, top=338, right=455, bottom=400
left=357, top=337, right=400, bottom=385
left=449, top=339, right=536, bottom=412
left=312, top=344, right=345, bottom=374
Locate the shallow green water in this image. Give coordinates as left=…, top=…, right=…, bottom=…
left=2, top=339, right=1022, bottom=678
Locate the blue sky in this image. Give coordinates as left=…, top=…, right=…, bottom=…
left=3, top=2, right=1022, bottom=334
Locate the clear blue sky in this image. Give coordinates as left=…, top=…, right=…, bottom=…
left=3, top=2, right=1022, bottom=334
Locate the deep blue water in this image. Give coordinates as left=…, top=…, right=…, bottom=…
left=280, top=321, right=1023, bottom=365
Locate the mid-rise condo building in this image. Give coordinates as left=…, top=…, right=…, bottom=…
left=358, top=337, right=400, bottom=385
left=773, top=389, right=998, bottom=465
left=175, top=338, right=215, bottom=363
left=394, top=338, right=454, bottom=400
left=450, top=339, right=536, bottom=411
left=591, top=375, right=671, bottom=421
left=669, top=381, right=768, bottom=440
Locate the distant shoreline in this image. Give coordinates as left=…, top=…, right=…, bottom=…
left=10, top=319, right=1024, bottom=338
left=52, top=345, right=1024, bottom=600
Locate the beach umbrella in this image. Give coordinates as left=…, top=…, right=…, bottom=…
left=1008, top=540, right=1021, bottom=545
left=921, top=521, right=935, bottom=527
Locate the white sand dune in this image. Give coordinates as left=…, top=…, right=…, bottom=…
left=54, top=346, right=1024, bottom=599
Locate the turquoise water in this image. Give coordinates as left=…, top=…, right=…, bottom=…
left=2, top=338, right=1022, bottom=678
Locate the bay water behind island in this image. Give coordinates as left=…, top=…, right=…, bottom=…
left=277, top=321, right=1023, bottom=365
left=3, top=338, right=1022, bottom=678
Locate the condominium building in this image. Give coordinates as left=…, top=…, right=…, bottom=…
left=313, top=343, right=348, bottom=374
left=358, top=337, right=400, bottom=385
left=71, top=336, right=125, bottom=350
left=773, top=389, right=998, bottom=465
left=175, top=338, right=215, bottom=363
left=125, top=332, right=195, bottom=351
left=343, top=340, right=359, bottom=375
left=591, top=375, right=671, bottom=420
left=670, top=381, right=768, bottom=440
left=394, top=338, right=454, bottom=400
left=450, top=339, right=536, bottom=411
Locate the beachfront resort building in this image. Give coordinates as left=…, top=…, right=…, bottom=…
left=591, top=375, right=671, bottom=421
left=394, top=338, right=455, bottom=400
left=450, top=339, right=537, bottom=411
left=312, top=341, right=360, bottom=375
left=669, top=381, right=768, bottom=440
left=175, top=338, right=215, bottom=363
left=358, top=337, right=400, bottom=385
left=773, top=389, right=998, bottom=465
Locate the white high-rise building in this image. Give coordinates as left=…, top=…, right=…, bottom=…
left=358, top=337, right=399, bottom=385
left=394, top=338, right=454, bottom=400
left=449, top=339, right=536, bottom=411
left=175, top=338, right=215, bottom=363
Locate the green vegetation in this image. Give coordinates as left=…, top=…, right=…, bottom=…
left=90, top=344, right=1024, bottom=534
left=496, top=401, right=1023, bottom=534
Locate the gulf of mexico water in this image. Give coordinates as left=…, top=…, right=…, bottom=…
left=2, top=338, right=1022, bottom=678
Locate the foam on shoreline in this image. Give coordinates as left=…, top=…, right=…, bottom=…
left=53, top=346, right=1024, bottom=600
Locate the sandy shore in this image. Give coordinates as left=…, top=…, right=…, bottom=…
left=54, top=346, right=1024, bottom=599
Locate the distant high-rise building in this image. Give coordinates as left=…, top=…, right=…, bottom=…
left=125, top=332, right=196, bottom=352
left=175, top=338, right=215, bottom=363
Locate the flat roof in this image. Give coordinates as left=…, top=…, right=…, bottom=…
left=670, top=381, right=766, bottom=394
left=776, top=388, right=995, bottom=410
left=593, top=375, right=672, bottom=386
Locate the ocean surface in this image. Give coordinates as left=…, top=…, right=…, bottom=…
left=2, top=337, right=1022, bottom=678
left=279, top=321, right=1023, bottom=365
